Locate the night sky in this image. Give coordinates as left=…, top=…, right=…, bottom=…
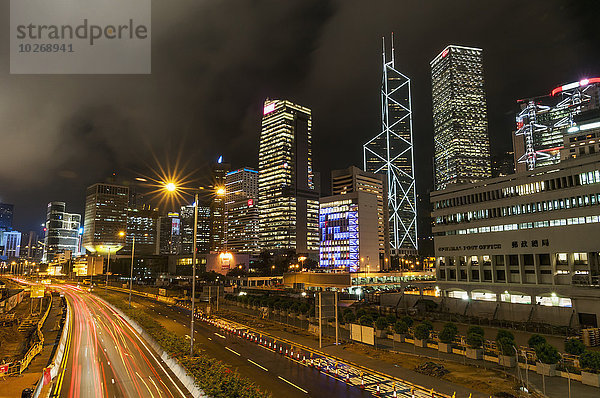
left=1, top=0, right=599, bottom=236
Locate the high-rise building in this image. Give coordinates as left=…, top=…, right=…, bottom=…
left=122, top=205, right=159, bottom=255
left=331, top=166, right=390, bottom=268
left=514, top=78, right=600, bottom=172
left=226, top=168, right=259, bottom=255
left=431, top=45, right=491, bottom=190
left=1, top=230, right=21, bottom=259
left=42, top=202, right=81, bottom=263
left=180, top=204, right=211, bottom=254
left=319, top=192, right=380, bottom=273
left=258, top=99, right=319, bottom=254
left=210, top=157, right=229, bottom=252
left=159, top=212, right=182, bottom=255
left=364, top=36, right=417, bottom=255
left=20, top=231, right=42, bottom=261
left=82, top=183, right=128, bottom=255
left=0, top=203, right=14, bottom=231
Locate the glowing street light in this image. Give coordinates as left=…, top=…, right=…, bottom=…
left=165, top=182, right=177, bottom=192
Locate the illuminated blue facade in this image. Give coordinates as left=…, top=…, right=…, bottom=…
left=319, top=192, right=380, bottom=273
left=319, top=200, right=359, bottom=272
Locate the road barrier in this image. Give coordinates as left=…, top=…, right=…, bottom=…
left=198, top=314, right=452, bottom=398
left=32, top=296, right=70, bottom=398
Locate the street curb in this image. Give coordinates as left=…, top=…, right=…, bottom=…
left=32, top=295, right=69, bottom=398
left=95, top=295, right=206, bottom=398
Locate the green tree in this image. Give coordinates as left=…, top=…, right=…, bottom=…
left=439, top=322, right=458, bottom=344
left=535, top=343, right=561, bottom=365
left=466, top=326, right=485, bottom=349
left=401, top=315, right=414, bottom=327
left=496, top=330, right=516, bottom=356
left=386, top=314, right=397, bottom=325
left=580, top=351, right=600, bottom=373
left=564, top=338, right=586, bottom=356
left=528, top=334, right=546, bottom=349
left=394, top=320, right=409, bottom=335
left=359, top=314, right=374, bottom=326
left=414, top=323, right=431, bottom=340
left=343, top=311, right=356, bottom=324
left=375, top=316, right=389, bottom=331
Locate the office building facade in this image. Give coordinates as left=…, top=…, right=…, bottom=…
left=180, top=204, right=211, bottom=254
left=210, top=157, right=230, bottom=252
left=20, top=231, right=42, bottom=261
left=0, top=203, right=13, bottom=231
left=431, top=45, right=491, bottom=190
left=42, top=202, right=81, bottom=263
left=226, top=168, right=259, bottom=255
left=122, top=205, right=159, bottom=255
left=82, top=183, right=128, bottom=255
left=159, top=212, right=182, bottom=255
left=319, top=192, right=380, bottom=273
left=431, top=154, right=600, bottom=327
left=258, top=99, right=319, bottom=254
left=331, top=166, right=390, bottom=268
left=1, top=231, right=21, bottom=259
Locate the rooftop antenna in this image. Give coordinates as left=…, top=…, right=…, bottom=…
left=391, top=32, right=395, bottom=67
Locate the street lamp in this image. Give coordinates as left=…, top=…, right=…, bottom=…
left=107, top=230, right=126, bottom=294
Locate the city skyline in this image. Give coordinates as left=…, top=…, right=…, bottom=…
left=1, top=1, right=598, bottom=236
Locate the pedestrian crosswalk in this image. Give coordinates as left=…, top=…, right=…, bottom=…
left=196, top=314, right=450, bottom=398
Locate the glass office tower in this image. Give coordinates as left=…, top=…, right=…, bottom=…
left=258, top=99, right=319, bottom=254
left=431, top=45, right=491, bottom=190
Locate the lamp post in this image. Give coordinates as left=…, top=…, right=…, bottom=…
left=107, top=231, right=125, bottom=294
left=159, top=181, right=224, bottom=356
left=189, top=191, right=198, bottom=356
left=129, top=235, right=135, bottom=309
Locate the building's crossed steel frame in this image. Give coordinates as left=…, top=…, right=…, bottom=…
left=363, top=35, right=418, bottom=254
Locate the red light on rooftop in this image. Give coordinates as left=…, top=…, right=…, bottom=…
left=441, top=49, right=449, bottom=58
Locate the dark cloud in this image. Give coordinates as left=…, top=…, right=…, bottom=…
left=0, top=0, right=599, bottom=236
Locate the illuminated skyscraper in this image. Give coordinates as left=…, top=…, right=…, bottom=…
left=42, top=201, right=81, bottom=262
left=122, top=205, right=159, bottom=255
left=181, top=204, right=211, bottom=254
left=210, top=157, right=229, bottom=252
left=82, top=183, right=128, bottom=254
left=364, top=36, right=417, bottom=255
left=431, top=45, right=491, bottom=189
left=226, top=168, right=259, bottom=255
left=258, top=99, right=319, bottom=254
left=159, top=212, right=181, bottom=255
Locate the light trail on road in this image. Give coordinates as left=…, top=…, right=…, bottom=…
left=51, top=285, right=188, bottom=398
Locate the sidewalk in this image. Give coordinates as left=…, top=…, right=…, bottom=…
left=0, top=293, right=64, bottom=398
left=218, top=303, right=600, bottom=398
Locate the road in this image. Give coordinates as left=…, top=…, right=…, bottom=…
left=104, top=289, right=439, bottom=397
left=51, top=285, right=189, bottom=398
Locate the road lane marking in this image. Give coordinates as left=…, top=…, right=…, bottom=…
left=214, top=333, right=226, bottom=339
left=225, top=347, right=241, bottom=356
left=207, top=337, right=212, bottom=340
left=277, top=376, right=308, bottom=393
left=248, top=359, right=268, bottom=371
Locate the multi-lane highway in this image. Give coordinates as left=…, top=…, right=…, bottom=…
left=104, top=289, right=449, bottom=398
left=51, top=285, right=189, bottom=398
